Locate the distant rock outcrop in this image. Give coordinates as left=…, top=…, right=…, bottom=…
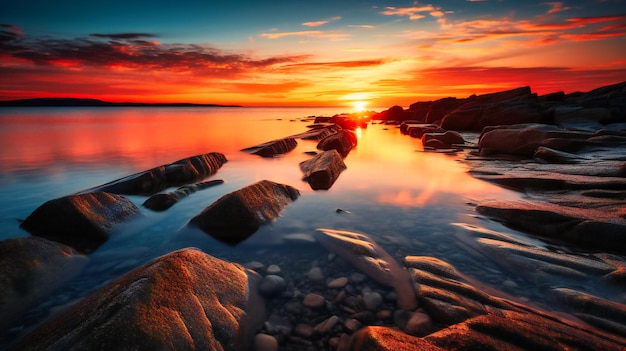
left=9, top=248, right=265, bottom=351
left=83, top=152, right=227, bottom=196
left=0, top=237, right=88, bottom=330
left=299, top=150, right=346, bottom=190
left=189, top=180, right=300, bottom=244
left=20, top=192, right=140, bottom=253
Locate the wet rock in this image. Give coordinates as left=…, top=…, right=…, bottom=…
left=20, top=192, right=140, bottom=253
left=303, top=293, right=326, bottom=309
left=404, top=311, right=433, bottom=337
left=425, top=97, right=466, bottom=124
left=245, top=261, right=266, bottom=273
left=84, top=152, right=227, bottom=195
left=0, top=237, right=88, bottom=330
left=346, top=326, right=445, bottom=351
left=189, top=180, right=300, bottom=244
left=363, top=292, right=383, bottom=311
left=421, top=131, right=465, bottom=148
left=551, top=288, right=626, bottom=336
left=533, top=146, right=586, bottom=164
left=314, top=315, right=340, bottom=335
left=143, top=179, right=224, bottom=211
left=317, top=130, right=357, bottom=157
left=328, top=277, right=348, bottom=289
left=294, top=323, right=314, bottom=339
left=299, top=149, right=347, bottom=190
left=266, top=264, right=282, bottom=275
left=10, top=248, right=265, bottom=351
left=476, top=199, right=626, bottom=252
left=283, top=233, right=316, bottom=244
left=343, top=318, right=362, bottom=334
left=265, top=314, right=292, bottom=336
left=314, top=228, right=418, bottom=310
left=259, top=275, right=287, bottom=297
left=405, top=256, right=461, bottom=281
left=242, top=138, right=298, bottom=157
left=254, top=333, right=278, bottom=351
left=307, top=267, right=325, bottom=283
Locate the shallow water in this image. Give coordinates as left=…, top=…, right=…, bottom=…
left=1, top=107, right=623, bottom=343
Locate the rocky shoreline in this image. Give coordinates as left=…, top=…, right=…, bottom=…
left=1, top=81, right=625, bottom=350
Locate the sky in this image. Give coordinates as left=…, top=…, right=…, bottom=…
left=1, top=0, right=626, bottom=108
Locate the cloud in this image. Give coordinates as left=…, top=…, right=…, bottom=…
left=544, top=2, right=570, bottom=14
left=302, top=16, right=341, bottom=27
left=260, top=30, right=349, bottom=39
left=381, top=5, right=442, bottom=20
left=282, top=59, right=388, bottom=69
left=0, top=23, right=23, bottom=44
left=89, top=33, right=157, bottom=40
left=349, top=25, right=376, bottom=29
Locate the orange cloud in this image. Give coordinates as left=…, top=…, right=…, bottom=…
left=381, top=5, right=441, bottom=20
left=302, top=16, right=341, bottom=27
left=260, top=30, right=349, bottom=39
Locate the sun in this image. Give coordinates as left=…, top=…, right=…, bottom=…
left=351, top=100, right=369, bottom=112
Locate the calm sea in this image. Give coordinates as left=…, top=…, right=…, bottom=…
left=0, top=106, right=620, bottom=342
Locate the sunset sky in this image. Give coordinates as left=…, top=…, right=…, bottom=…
left=1, top=1, right=625, bottom=108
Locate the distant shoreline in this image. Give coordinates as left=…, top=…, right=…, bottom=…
left=0, top=98, right=242, bottom=108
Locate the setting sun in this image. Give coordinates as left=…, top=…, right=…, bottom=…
left=352, top=100, right=369, bottom=112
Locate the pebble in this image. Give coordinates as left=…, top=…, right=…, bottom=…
left=363, top=292, right=383, bottom=311
left=404, top=311, right=433, bottom=336
left=294, top=323, right=314, bottom=339
left=343, top=318, right=362, bottom=333
left=328, top=277, right=348, bottom=289
left=283, top=233, right=316, bottom=244
left=303, top=293, right=326, bottom=309
left=377, top=309, right=393, bottom=320
left=266, top=264, right=281, bottom=275
left=254, top=333, right=278, bottom=351
left=259, top=275, right=286, bottom=297
left=307, top=267, right=324, bottom=282
left=350, top=272, right=367, bottom=284
left=264, top=315, right=292, bottom=336
left=245, top=261, right=265, bottom=273
left=314, top=315, right=340, bottom=334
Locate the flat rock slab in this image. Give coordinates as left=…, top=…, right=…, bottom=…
left=314, top=228, right=418, bottom=310
left=0, top=237, right=88, bottom=330
left=189, top=180, right=300, bottom=244
left=241, top=138, right=298, bottom=157
left=143, top=179, right=224, bottom=211
left=9, top=248, right=264, bottom=351
left=476, top=200, right=626, bottom=252
left=20, top=192, right=140, bottom=253
left=317, top=130, right=356, bottom=157
left=84, top=152, right=227, bottom=195
left=299, top=149, right=346, bottom=190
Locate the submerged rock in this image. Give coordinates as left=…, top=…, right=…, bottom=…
left=299, top=149, right=347, bottom=190
left=0, top=237, right=88, bottom=330
left=143, top=179, right=224, bottom=211
left=317, top=130, right=357, bottom=157
left=313, top=228, right=418, bottom=310
left=84, top=152, right=227, bottom=195
left=189, top=180, right=300, bottom=244
left=20, top=192, right=140, bottom=253
left=9, top=248, right=265, bottom=351
left=242, top=138, right=298, bottom=157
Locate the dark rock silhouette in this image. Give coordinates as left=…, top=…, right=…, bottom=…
left=299, top=150, right=346, bottom=190
left=317, top=130, right=357, bottom=157
left=143, top=179, right=224, bottom=211
left=20, top=192, right=140, bottom=253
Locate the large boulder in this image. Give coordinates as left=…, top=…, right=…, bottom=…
left=143, top=179, right=224, bottom=211
left=0, top=237, right=88, bottom=330
left=299, top=150, right=347, bottom=190
left=20, top=192, right=141, bottom=253
left=241, top=138, right=298, bottom=157
left=317, top=130, right=357, bottom=157
left=84, top=152, right=227, bottom=195
left=314, top=228, right=418, bottom=310
left=189, top=180, right=300, bottom=244
left=345, top=326, right=445, bottom=351
left=9, top=248, right=265, bottom=351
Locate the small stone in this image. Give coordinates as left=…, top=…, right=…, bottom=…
left=314, top=315, right=340, bottom=335
left=363, top=292, right=383, bottom=311
left=285, top=301, right=303, bottom=315
left=245, top=261, right=265, bottom=273
left=303, top=293, right=326, bottom=309
left=350, top=272, right=366, bottom=283
left=377, top=309, right=393, bottom=320
left=283, top=233, right=316, bottom=244
left=350, top=311, right=375, bottom=324
left=343, top=318, right=362, bottom=333
left=254, top=333, right=278, bottom=351
left=503, top=279, right=518, bottom=288
left=394, top=309, right=412, bottom=330
left=259, top=275, right=286, bottom=297
left=307, top=267, right=324, bottom=282
left=404, top=312, right=433, bottom=336
left=294, top=323, right=314, bottom=339
left=264, top=315, right=292, bottom=336
left=328, top=277, right=348, bottom=289
left=266, top=264, right=281, bottom=275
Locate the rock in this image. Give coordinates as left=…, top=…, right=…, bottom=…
left=264, top=314, right=292, bottom=336
left=283, top=233, right=316, bottom=244
left=254, top=333, right=278, bottom=351
left=189, top=180, right=300, bottom=244
left=404, top=312, right=433, bottom=337
left=307, top=267, right=325, bottom=283
left=421, top=131, right=465, bottom=148
left=314, top=315, right=340, bottom=335
left=405, top=256, right=461, bottom=281
left=317, top=130, right=356, bottom=157
left=551, top=288, right=626, bottom=336
left=294, top=323, right=314, bottom=339
left=245, top=261, right=265, bottom=273
left=409, top=125, right=445, bottom=138
left=328, top=277, right=348, bottom=289
left=314, top=229, right=418, bottom=310
left=259, top=275, right=287, bottom=297
left=84, top=152, right=227, bottom=195
left=425, top=97, right=466, bottom=124
left=266, top=264, right=281, bottom=275
left=20, top=192, right=141, bottom=253
left=0, top=237, right=88, bottom=330
left=303, top=293, right=326, bottom=309
left=533, top=146, right=586, bottom=164
left=9, top=248, right=265, bottom=351
left=143, top=179, right=224, bottom=211
left=242, top=138, right=298, bottom=157
left=476, top=200, right=626, bottom=252
left=299, top=149, right=347, bottom=190
left=346, top=326, right=445, bottom=351
left=343, top=318, right=362, bottom=334
left=350, top=272, right=367, bottom=283
left=363, top=292, right=383, bottom=311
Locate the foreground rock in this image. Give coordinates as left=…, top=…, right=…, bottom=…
left=83, top=152, right=227, bottom=195
left=317, top=130, right=357, bottom=157
left=299, top=150, right=347, bottom=190
left=143, top=179, right=224, bottom=211
left=476, top=199, right=626, bottom=252
left=189, top=180, right=300, bottom=244
left=241, top=138, right=298, bottom=157
left=9, top=248, right=265, bottom=351
left=0, top=237, right=88, bottom=330
left=20, top=192, right=140, bottom=253
left=313, top=228, right=418, bottom=310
